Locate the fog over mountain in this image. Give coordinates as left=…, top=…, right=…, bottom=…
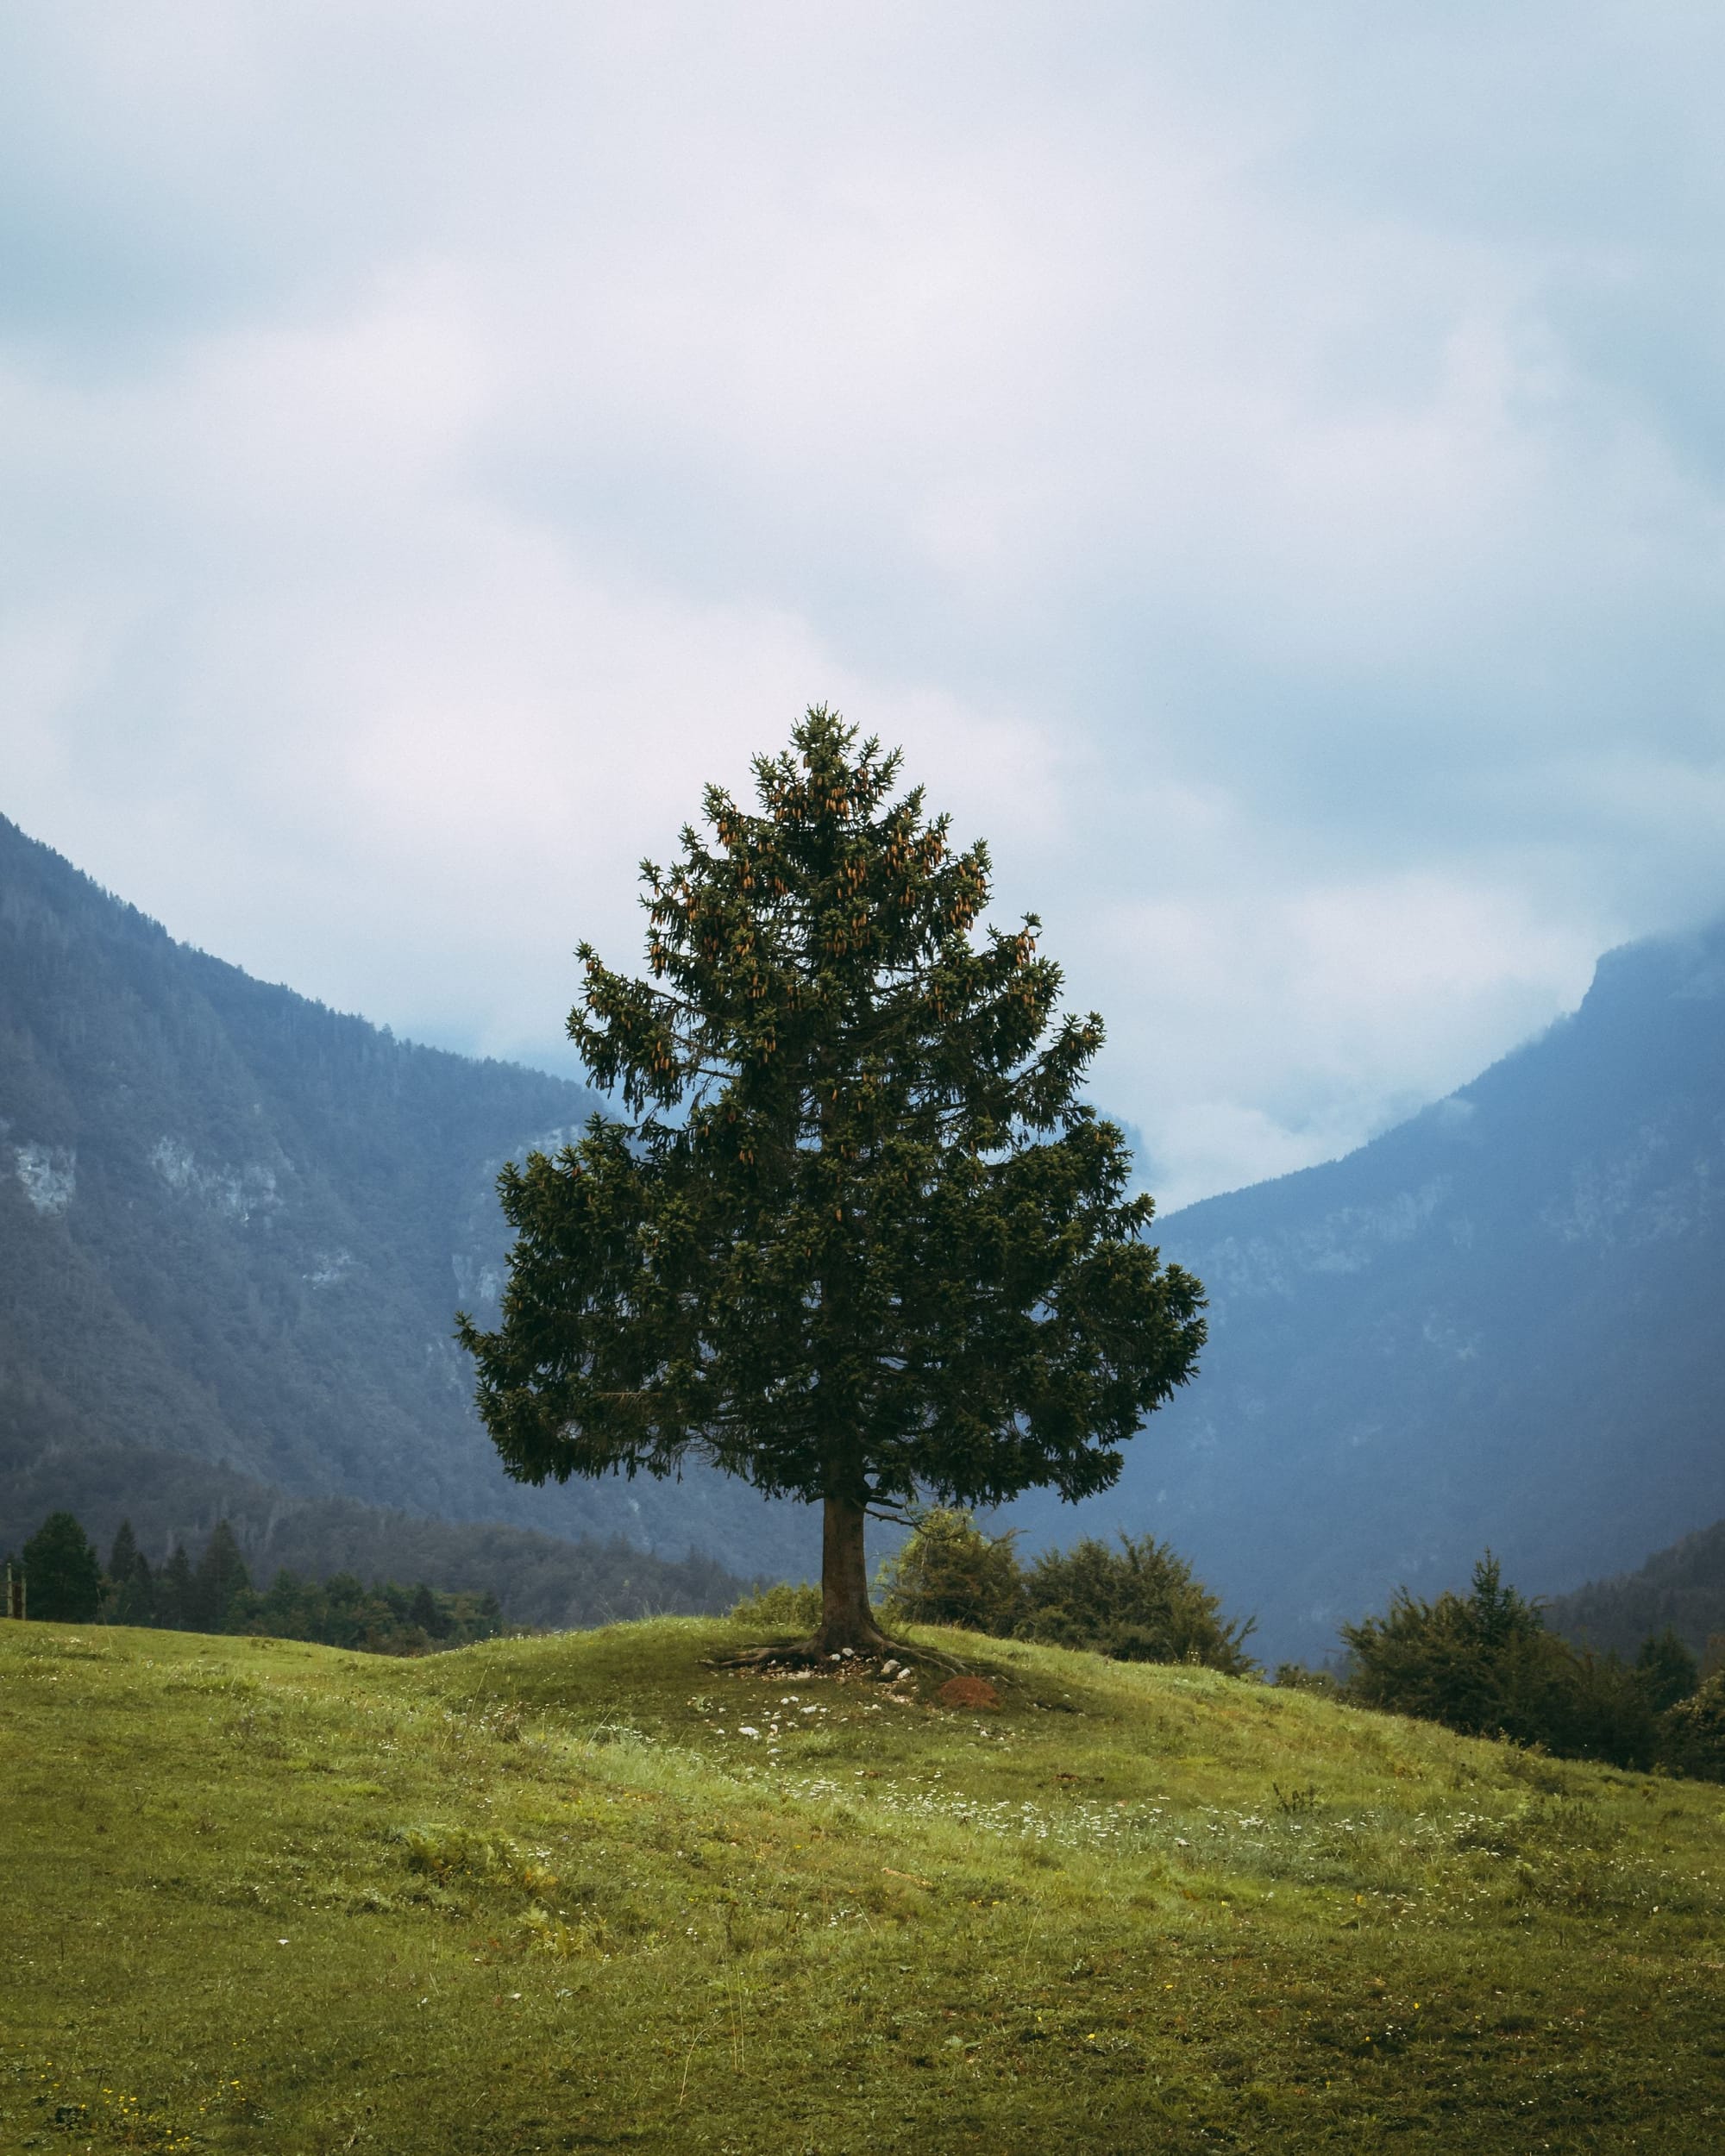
left=5, top=809, right=1723, bottom=1660
left=1013, top=920, right=1725, bottom=1660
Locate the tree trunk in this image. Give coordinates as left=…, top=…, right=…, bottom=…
left=812, top=1492, right=888, bottom=1656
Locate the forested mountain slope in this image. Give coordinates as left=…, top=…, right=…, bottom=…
left=0, top=814, right=812, bottom=1582
left=9, top=809, right=1724, bottom=1661
left=1010, top=921, right=1725, bottom=1663
left=1545, top=1515, right=1725, bottom=1662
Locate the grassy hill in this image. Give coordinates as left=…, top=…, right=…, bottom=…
left=4, top=1620, right=1722, bottom=2153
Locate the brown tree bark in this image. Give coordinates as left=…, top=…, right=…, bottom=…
left=811, top=1491, right=888, bottom=1656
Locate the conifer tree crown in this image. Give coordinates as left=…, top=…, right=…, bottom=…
left=460, top=710, right=1205, bottom=1645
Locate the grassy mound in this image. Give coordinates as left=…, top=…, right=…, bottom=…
left=4, top=1617, right=1722, bottom=2152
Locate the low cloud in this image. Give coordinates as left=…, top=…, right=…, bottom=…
left=3, top=3, right=1723, bottom=1201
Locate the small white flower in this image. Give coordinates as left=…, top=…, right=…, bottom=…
left=739, top=1725, right=761, bottom=1738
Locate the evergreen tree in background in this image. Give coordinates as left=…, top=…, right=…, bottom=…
left=191, top=1520, right=251, bottom=1632
left=108, top=1519, right=141, bottom=1590
left=1635, top=1626, right=1700, bottom=1713
left=461, top=710, right=1206, bottom=1654
left=20, top=1510, right=103, bottom=1622
left=9, top=1510, right=506, bottom=1653
left=106, top=1519, right=156, bottom=1626
left=1333, top=1553, right=1708, bottom=1771
left=409, top=1582, right=449, bottom=1639
left=157, top=1545, right=195, bottom=1630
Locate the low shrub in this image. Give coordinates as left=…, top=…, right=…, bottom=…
left=729, top=1579, right=823, bottom=1631
left=876, top=1509, right=1025, bottom=1634
left=1660, top=1670, right=1725, bottom=1781
left=1275, top=1663, right=1342, bottom=1695
left=872, top=1509, right=1255, bottom=1674
left=1019, top=1534, right=1258, bottom=1676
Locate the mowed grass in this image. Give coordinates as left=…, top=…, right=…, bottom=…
left=3, top=1620, right=1722, bottom=2155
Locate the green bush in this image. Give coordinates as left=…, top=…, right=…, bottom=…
left=1341, top=1554, right=1665, bottom=1770
left=1019, top=1534, right=1258, bottom=1675
left=1659, top=1670, right=1725, bottom=1782
left=876, top=1509, right=1026, bottom=1634
left=729, top=1580, right=824, bottom=1632
left=869, top=1510, right=1255, bottom=1675
left=1275, top=1662, right=1341, bottom=1695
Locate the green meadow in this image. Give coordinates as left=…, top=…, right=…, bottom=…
left=3, top=1617, right=1722, bottom=2153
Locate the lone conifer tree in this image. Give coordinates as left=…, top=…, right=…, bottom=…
left=460, top=711, right=1205, bottom=1654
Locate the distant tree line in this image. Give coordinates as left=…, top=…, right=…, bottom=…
left=0, top=1443, right=752, bottom=1631
left=5, top=1510, right=503, bottom=1654
left=1540, top=1515, right=1725, bottom=1663
left=1282, top=1554, right=1725, bottom=1783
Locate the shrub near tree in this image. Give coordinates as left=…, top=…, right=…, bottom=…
left=877, top=1508, right=1026, bottom=1635
left=875, top=1507, right=1255, bottom=1675
left=1020, top=1533, right=1258, bottom=1674
left=461, top=711, right=1206, bottom=1658
left=1660, top=1670, right=1725, bottom=1780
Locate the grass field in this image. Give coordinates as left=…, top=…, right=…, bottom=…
left=3, top=1615, right=1722, bottom=2153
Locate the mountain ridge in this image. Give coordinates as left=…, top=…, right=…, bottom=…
left=9, top=807, right=1724, bottom=1660
left=1007, top=916, right=1725, bottom=1658
left=0, top=811, right=818, bottom=1583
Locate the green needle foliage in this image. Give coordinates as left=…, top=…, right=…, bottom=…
left=459, top=710, right=1206, bottom=1651
left=18, top=1509, right=103, bottom=1622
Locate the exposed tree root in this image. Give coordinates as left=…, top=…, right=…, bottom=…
left=706, top=1634, right=970, bottom=1678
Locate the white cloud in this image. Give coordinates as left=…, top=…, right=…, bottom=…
left=3, top=3, right=1724, bottom=1200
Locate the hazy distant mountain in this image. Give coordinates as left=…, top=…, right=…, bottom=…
left=0, top=813, right=817, bottom=1583
left=9, top=809, right=1724, bottom=1661
left=1008, top=920, right=1725, bottom=1661
left=1544, top=1516, right=1725, bottom=1663
left=0, top=1438, right=749, bottom=1629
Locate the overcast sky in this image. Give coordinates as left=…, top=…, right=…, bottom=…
left=4, top=4, right=1724, bottom=1211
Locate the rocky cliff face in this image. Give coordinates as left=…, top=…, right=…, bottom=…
left=1007, top=922, right=1725, bottom=1662
left=0, top=813, right=815, bottom=1581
